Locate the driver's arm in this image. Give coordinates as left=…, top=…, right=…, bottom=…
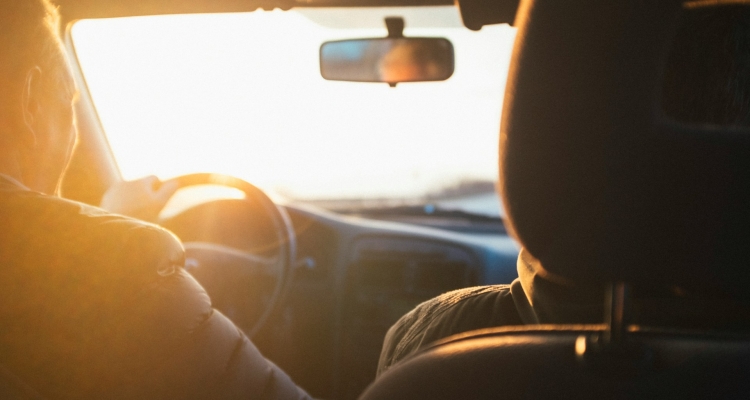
left=100, top=175, right=178, bottom=222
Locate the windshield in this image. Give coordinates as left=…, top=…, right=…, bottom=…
left=72, top=7, right=515, bottom=217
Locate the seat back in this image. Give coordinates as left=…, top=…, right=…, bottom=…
left=361, top=326, right=750, bottom=399
left=500, top=0, right=750, bottom=296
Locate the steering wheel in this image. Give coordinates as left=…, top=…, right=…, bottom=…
left=163, top=173, right=296, bottom=338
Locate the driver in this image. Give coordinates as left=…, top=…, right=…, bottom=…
left=377, top=6, right=750, bottom=375
left=0, top=1, right=311, bottom=398
left=377, top=40, right=451, bottom=83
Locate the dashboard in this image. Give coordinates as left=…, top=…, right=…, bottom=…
left=161, top=199, right=519, bottom=399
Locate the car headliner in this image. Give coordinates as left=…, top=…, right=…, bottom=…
left=56, top=0, right=456, bottom=22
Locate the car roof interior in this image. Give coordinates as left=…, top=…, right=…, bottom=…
left=57, top=0, right=455, bottom=20
left=54, top=0, right=518, bottom=27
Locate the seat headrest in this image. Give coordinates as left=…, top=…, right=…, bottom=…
left=500, top=0, right=750, bottom=299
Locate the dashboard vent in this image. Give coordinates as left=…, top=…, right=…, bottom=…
left=350, top=237, right=477, bottom=296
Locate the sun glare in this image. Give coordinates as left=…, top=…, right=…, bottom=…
left=71, top=7, right=515, bottom=201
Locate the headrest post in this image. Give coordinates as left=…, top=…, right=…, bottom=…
left=604, top=282, right=631, bottom=344
left=576, top=282, right=653, bottom=375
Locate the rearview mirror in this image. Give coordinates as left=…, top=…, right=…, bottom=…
left=320, top=38, right=454, bottom=85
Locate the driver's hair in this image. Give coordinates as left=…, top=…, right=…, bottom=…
left=0, top=0, right=71, bottom=134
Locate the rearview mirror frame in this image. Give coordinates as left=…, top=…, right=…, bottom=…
left=320, top=37, right=455, bottom=85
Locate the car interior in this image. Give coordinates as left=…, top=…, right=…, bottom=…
left=5, top=0, right=750, bottom=398
left=51, top=0, right=519, bottom=398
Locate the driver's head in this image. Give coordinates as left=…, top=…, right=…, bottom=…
left=0, top=0, right=77, bottom=195
left=378, top=40, right=449, bottom=83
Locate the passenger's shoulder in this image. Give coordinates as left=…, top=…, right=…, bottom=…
left=378, top=285, right=519, bottom=375
left=406, top=285, right=514, bottom=322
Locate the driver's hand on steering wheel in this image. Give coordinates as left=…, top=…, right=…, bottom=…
left=100, top=175, right=178, bottom=222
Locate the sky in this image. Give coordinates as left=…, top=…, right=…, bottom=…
left=72, top=6, right=516, bottom=201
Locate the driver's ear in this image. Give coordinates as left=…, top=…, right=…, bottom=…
left=21, top=66, right=43, bottom=148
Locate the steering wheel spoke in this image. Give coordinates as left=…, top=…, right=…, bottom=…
left=165, top=173, right=296, bottom=337
left=184, top=242, right=278, bottom=277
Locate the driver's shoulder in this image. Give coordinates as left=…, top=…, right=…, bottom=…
left=0, top=185, right=183, bottom=269
left=0, top=183, right=226, bottom=397
left=0, top=185, right=193, bottom=320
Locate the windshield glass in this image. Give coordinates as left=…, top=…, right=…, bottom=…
left=72, top=7, right=515, bottom=217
